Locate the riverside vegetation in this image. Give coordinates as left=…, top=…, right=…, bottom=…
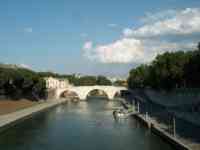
left=0, top=65, right=46, bottom=101
left=128, top=42, right=200, bottom=90
left=0, top=65, right=113, bottom=101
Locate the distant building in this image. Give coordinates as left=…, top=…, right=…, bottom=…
left=44, top=77, right=71, bottom=89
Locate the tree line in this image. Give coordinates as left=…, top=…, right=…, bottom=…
left=128, top=43, right=200, bottom=90
left=38, top=72, right=112, bottom=86
left=0, top=66, right=46, bottom=101
left=0, top=66, right=114, bottom=101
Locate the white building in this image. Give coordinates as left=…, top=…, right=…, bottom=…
left=44, top=77, right=70, bottom=89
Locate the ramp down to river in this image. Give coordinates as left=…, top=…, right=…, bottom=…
left=0, top=99, right=67, bottom=133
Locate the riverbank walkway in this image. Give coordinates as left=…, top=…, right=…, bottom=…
left=137, top=113, right=200, bottom=150
left=119, top=99, right=138, bottom=114
left=0, top=99, right=67, bottom=133
left=120, top=99, right=200, bottom=150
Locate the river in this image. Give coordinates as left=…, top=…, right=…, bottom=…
left=0, top=98, right=175, bottom=150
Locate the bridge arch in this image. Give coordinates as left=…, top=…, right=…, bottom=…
left=58, top=89, right=80, bottom=100
left=86, top=89, right=109, bottom=100
left=106, top=90, right=122, bottom=100
left=113, top=91, right=121, bottom=98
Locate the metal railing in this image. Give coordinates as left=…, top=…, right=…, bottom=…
left=132, top=99, right=200, bottom=145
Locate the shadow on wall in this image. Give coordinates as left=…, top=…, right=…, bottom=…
left=121, top=90, right=135, bottom=102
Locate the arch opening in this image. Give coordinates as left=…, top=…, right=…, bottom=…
left=86, top=89, right=109, bottom=100
left=113, top=91, right=122, bottom=99
left=60, top=90, right=80, bottom=101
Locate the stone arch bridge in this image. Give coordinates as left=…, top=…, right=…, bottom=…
left=55, top=86, right=127, bottom=100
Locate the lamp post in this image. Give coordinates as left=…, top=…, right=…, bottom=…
left=137, top=101, right=140, bottom=113
left=173, top=115, right=176, bottom=137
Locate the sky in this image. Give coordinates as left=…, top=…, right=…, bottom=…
left=0, top=0, right=200, bottom=77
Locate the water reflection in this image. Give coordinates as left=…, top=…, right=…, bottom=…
left=0, top=98, right=175, bottom=150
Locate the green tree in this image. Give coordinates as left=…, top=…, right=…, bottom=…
left=151, top=52, right=190, bottom=89
left=0, top=67, right=46, bottom=100
left=114, top=80, right=126, bottom=86
left=198, top=42, right=200, bottom=51
left=184, top=50, right=200, bottom=87
left=128, top=46, right=196, bottom=90
left=128, top=65, right=150, bottom=89
left=78, top=76, right=97, bottom=86
left=96, top=76, right=112, bottom=85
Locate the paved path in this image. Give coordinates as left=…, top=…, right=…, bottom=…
left=0, top=99, right=67, bottom=132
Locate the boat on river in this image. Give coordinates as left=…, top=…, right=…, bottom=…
left=113, top=109, right=127, bottom=118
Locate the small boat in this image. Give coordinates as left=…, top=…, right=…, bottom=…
left=116, top=112, right=125, bottom=117
left=113, top=109, right=127, bottom=118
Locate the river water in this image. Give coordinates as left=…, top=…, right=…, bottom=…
left=0, top=98, right=175, bottom=150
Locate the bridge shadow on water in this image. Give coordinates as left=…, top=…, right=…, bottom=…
left=86, top=96, right=109, bottom=101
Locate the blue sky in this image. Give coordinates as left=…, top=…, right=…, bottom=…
left=0, top=0, right=200, bottom=77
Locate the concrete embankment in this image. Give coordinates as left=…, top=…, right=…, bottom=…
left=0, top=99, right=67, bottom=133
left=120, top=100, right=191, bottom=150
left=132, top=114, right=190, bottom=150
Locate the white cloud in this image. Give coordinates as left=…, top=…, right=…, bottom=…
left=24, top=27, right=33, bottom=33
left=83, top=38, right=196, bottom=64
left=83, top=41, right=93, bottom=50
left=82, top=8, right=199, bottom=64
left=140, top=9, right=177, bottom=23
left=94, top=38, right=144, bottom=63
left=83, top=38, right=147, bottom=63
left=125, top=8, right=200, bottom=37
left=142, top=40, right=196, bottom=54
left=18, top=64, right=31, bottom=69
left=83, top=41, right=95, bottom=60
left=123, top=28, right=133, bottom=37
